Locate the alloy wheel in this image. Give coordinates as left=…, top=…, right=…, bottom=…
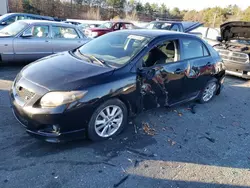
left=202, top=82, right=217, bottom=102
left=94, top=105, right=123, bottom=138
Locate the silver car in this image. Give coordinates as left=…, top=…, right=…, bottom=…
left=0, top=20, right=90, bottom=63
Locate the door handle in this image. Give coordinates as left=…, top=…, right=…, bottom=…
left=174, top=68, right=183, bottom=74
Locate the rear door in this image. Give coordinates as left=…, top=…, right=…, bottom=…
left=51, top=25, right=83, bottom=53
left=180, top=37, right=215, bottom=98
left=13, top=24, right=52, bottom=62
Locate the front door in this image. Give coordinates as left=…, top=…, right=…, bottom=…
left=138, top=39, right=188, bottom=111
left=13, top=24, right=52, bottom=62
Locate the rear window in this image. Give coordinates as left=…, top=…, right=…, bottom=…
left=52, top=26, right=79, bottom=39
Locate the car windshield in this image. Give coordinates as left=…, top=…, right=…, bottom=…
left=77, top=32, right=151, bottom=67
left=0, top=21, right=27, bottom=36
left=98, top=22, right=113, bottom=29
left=0, top=14, right=10, bottom=22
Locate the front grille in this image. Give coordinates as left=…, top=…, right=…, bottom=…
left=217, top=49, right=249, bottom=64
left=15, top=86, right=35, bottom=102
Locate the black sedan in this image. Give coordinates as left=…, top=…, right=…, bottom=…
left=10, top=30, right=225, bottom=143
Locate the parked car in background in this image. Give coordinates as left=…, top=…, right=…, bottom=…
left=84, top=21, right=136, bottom=38
left=0, top=13, right=55, bottom=29
left=144, top=21, right=203, bottom=33
left=63, top=21, right=82, bottom=25
left=193, top=26, right=221, bottom=46
left=10, top=29, right=225, bottom=143
left=78, top=23, right=100, bottom=32
left=0, top=20, right=90, bottom=63
left=213, top=21, right=250, bottom=79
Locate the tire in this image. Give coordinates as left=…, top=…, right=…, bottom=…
left=87, top=99, right=128, bottom=141
left=199, top=79, right=218, bottom=104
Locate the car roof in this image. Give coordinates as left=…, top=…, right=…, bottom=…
left=17, top=20, right=78, bottom=27
left=116, top=29, right=199, bottom=38
left=2, top=13, right=54, bottom=19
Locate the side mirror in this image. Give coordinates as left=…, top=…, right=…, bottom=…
left=216, top=36, right=222, bottom=42
left=1, top=21, right=7, bottom=25
left=22, top=31, right=33, bottom=38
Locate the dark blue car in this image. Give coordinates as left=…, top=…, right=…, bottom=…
left=10, top=30, right=225, bottom=143
left=0, top=13, right=54, bottom=29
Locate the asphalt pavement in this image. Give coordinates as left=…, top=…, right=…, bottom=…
left=0, top=66, right=250, bottom=188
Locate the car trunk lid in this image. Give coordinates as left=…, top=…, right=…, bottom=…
left=182, top=21, right=203, bottom=33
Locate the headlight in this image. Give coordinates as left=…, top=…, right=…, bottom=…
left=40, top=91, right=87, bottom=108
left=90, top=32, right=98, bottom=37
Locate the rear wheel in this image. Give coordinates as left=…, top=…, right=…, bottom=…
left=199, top=80, right=218, bottom=103
left=88, top=99, right=128, bottom=141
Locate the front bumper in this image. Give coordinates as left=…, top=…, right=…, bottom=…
left=224, top=61, right=250, bottom=79
left=9, top=80, right=95, bottom=142
left=11, top=101, right=87, bottom=143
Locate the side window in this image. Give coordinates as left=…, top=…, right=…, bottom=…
left=161, top=23, right=171, bottom=30
left=23, top=25, right=49, bottom=38
left=52, top=26, right=79, bottom=39
left=17, top=15, right=26, bottom=20
left=26, top=16, right=38, bottom=20
left=170, top=24, right=180, bottom=31
left=206, top=28, right=220, bottom=40
left=25, top=16, right=33, bottom=20
left=142, top=40, right=179, bottom=67
left=124, top=24, right=133, bottom=29
left=113, top=23, right=120, bottom=30
left=181, top=38, right=209, bottom=59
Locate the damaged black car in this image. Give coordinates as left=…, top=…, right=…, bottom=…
left=214, top=21, right=250, bottom=79
left=10, top=30, right=225, bottom=143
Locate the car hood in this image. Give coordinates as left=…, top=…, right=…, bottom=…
left=220, top=21, right=250, bottom=41
left=182, top=21, right=203, bottom=32
left=21, top=52, right=114, bottom=91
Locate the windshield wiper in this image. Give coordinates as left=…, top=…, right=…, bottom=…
left=76, top=49, right=106, bottom=66
left=89, top=55, right=106, bottom=66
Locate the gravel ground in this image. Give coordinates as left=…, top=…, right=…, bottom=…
left=0, top=66, right=250, bottom=188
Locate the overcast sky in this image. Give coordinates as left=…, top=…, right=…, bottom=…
left=141, top=0, right=250, bottom=10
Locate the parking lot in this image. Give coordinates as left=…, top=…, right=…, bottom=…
left=0, top=66, right=250, bottom=188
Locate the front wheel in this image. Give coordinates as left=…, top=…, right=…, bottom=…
left=88, top=99, right=128, bottom=141
left=199, top=80, right=218, bottom=103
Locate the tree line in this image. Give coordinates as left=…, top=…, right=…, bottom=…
left=8, top=0, right=250, bottom=26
